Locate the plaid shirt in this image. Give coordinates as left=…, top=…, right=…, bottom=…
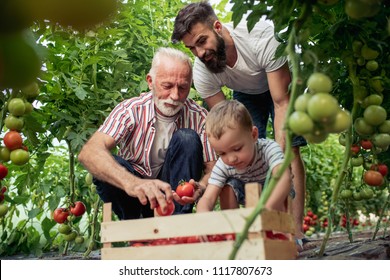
left=98, top=92, right=217, bottom=177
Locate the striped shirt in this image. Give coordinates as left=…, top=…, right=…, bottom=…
left=208, top=138, right=284, bottom=187
left=98, top=92, right=217, bottom=177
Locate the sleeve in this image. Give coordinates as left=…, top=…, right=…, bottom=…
left=98, top=100, right=134, bottom=143
left=208, top=159, right=229, bottom=187
left=193, top=58, right=222, bottom=99
left=253, top=24, right=287, bottom=73
left=263, top=140, right=285, bottom=171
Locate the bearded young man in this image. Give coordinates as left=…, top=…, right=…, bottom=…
left=78, top=47, right=217, bottom=220
left=172, top=1, right=309, bottom=249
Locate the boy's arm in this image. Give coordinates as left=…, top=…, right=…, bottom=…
left=196, top=184, right=221, bottom=212
left=265, top=163, right=292, bottom=212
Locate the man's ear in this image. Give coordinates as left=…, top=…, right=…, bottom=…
left=213, top=20, right=223, bottom=34
left=252, top=126, right=259, bottom=141
left=146, top=74, right=153, bottom=90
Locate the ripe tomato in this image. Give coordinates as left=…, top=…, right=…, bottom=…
left=351, top=144, right=360, bottom=155
left=207, top=234, right=225, bottom=242
left=1, top=186, right=6, bottom=193
left=53, top=208, right=70, bottom=224
left=156, top=200, right=175, bottom=216
left=363, top=170, right=384, bottom=186
left=70, top=201, right=86, bottom=217
left=3, top=131, right=23, bottom=151
left=186, top=235, right=202, bottom=243
left=0, top=193, right=4, bottom=203
left=306, top=210, right=314, bottom=217
left=176, top=181, right=194, bottom=198
left=0, top=164, right=8, bottom=180
left=223, top=233, right=236, bottom=241
left=360, top=139, right=373, bottom=150
left=370, top=164, right=388, bottom=177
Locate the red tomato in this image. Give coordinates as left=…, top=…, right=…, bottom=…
left=156, top=201, right=175, bottom=216
left=176, top=181, right=194, bottom=198
left=306, top=210, right=314, bottom=217
left=53, top=208, right=70, bottom=224
left=150, top=238, right=170, bottom=246
left=3, top=131, right=23, bottom=151
left=0, top=164, right=8, bottom=180
left=70, top=201, right=86, bottom=217
left=363, top=170, right=384, bottom=186
left=370, top=164, right=388, bottom=177
left=1, top=186, right=7, bottom=193
left=0, top=193, right=4, bottom=203
left=303, top=224, right=310, bottom=232
left=360, top=139, right=373, bottom=150
left=351, top=144, right=360, bottom=155
left=207, top=234, right=225, bottom=242
left=223, top=233, right=236, bottom=241
left=272, top=233, right=289, bottom=240
left=186, top=235, right=202, bottom=243
left=131, top=242, right=146, bottom=247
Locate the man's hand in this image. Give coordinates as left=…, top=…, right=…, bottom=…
left=127, top=179, right=173, bottom=212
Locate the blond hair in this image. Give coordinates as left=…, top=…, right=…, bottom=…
left=206, top=100, right=253, bottom=139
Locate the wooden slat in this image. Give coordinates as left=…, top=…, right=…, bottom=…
left=260, top=209, right=295, bottom=234
left=101, top=239, right=267, bottom=260
left=102, top=202, right=112, bottom=249
left=101, top=207, right=261, bottom=243
left=263, top=239, right=298, bottom=260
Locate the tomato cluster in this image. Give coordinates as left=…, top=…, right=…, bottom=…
left=288, top=72, right=351, bottom=143
left=129, top=233, right=236, bottom=247
left=53, top=201, right=86, bottom=244
left=302, top=210, right=318, bottom=237
left=340, top=215, right=360, bottom=228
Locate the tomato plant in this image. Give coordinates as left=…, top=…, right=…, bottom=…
left=175, top=180, right=194, bottom=198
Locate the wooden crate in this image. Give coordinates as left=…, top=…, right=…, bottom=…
left=100, top=182, right=297, bottom=260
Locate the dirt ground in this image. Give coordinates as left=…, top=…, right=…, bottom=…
left=1, top=229, right=389, bottom=260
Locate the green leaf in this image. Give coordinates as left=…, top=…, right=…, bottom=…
left=28, top=208, right=41, bottom=219
left=75, top=86, right=88, bottom=100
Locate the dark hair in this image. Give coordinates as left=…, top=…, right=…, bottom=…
left=171, top=1, right=218, bottom=43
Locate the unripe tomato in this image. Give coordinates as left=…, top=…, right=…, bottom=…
left=63, top=231, right=77, bottom=242
left=372, top=133, right=390, bottom=149
left=0, top=147, right=10, bottom=162
left=3, top=131, right=23, bottom=151
left=354, top=118, right=375, bottom=136
left=307, top=93, right=339, bottom=123
left=379, top=120, right=390, bottom=134
left=363, top=170, right=384, bottom=186
left=361, top=44, right=379, bottom=60
left=10, top=148, right=29, bottom=165
left=351, top=156, right=363, bottom=167
left=307, top=73, right=333, bottom=93
left=340, top=189, right=353, bottom=199
left=363, top=105, right=387, bottom=126
left=58, top=224, right=72, bottom=234
left=7, top=98, right=26, bottom=116
left=326, top=109, right=351, bottom=133
left=75, top=236, right=85, bottom=244
left=365, top=60, right=378, bottom=71
left=0, top=204, right=9, bottom=217
left=5, top=115, right=24, bottom=131
left=21, top=82, right=40, bottom=100
left=294, top=93, right=312, bottom=112
left=288, top=111, right=314, bottom=135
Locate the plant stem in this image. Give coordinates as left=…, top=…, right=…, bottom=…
left=372, top=189, right=389, bottom=240
left=83, top=196, right=101, bottom=258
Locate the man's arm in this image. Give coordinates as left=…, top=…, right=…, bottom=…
left=78, top=131, right=173, bottom=210
left=266, top=63, right=292, bottom=148
left=203, top=91, right=226, bottom=109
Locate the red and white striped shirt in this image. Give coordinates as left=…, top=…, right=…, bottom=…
left=98, top=92, right=217, bottom=177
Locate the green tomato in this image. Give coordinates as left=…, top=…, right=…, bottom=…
left=10, top=148, right=29, bottom=166
left=304, top=130, right=329, bottom=144
left=21, top=82, right=40, bottom=100
left=288, top=111, right=314, bottom=135
left=58, top=224, right=72, bottom=234
left=294, top=93, right=312, bottom=112
left=354, top=117, right=375, bottom=136
left=307, top=93, right=339, bottom=123
left=361, top=44, right=379, bottom=60
left=4, top=115, right=24, bottom=131
left=362, top=94, right=383, bottom=108
left=351, top=156, right=364, bottom=167
left=379, top=120, right=390, bottom=134
left=363, top=105, right=387, bottom=126
left=0, top=147, right=11, bottom=162
left=307, top=73, right=333, bottom=93
left=369, top=78, right=384, bottom=93
left=365, top=60, right=378, bottom=71
left=0, top=204, right=9, bottom=217
left=340, top=189, right=353, bottom=199
left=326, top=109, right=351, bottom=133
left=63, top=231, right=77, bottom=242
left=7, top=98, right=26, bottom=117
left=372, top=133, right=390, bottom=149
left=75, top=236, right=85, bottom=244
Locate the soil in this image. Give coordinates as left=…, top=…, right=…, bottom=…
left=1, top=229, right=389, bottom=260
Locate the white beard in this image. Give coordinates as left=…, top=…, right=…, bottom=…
left=153, top=96, right=184, bottom=116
